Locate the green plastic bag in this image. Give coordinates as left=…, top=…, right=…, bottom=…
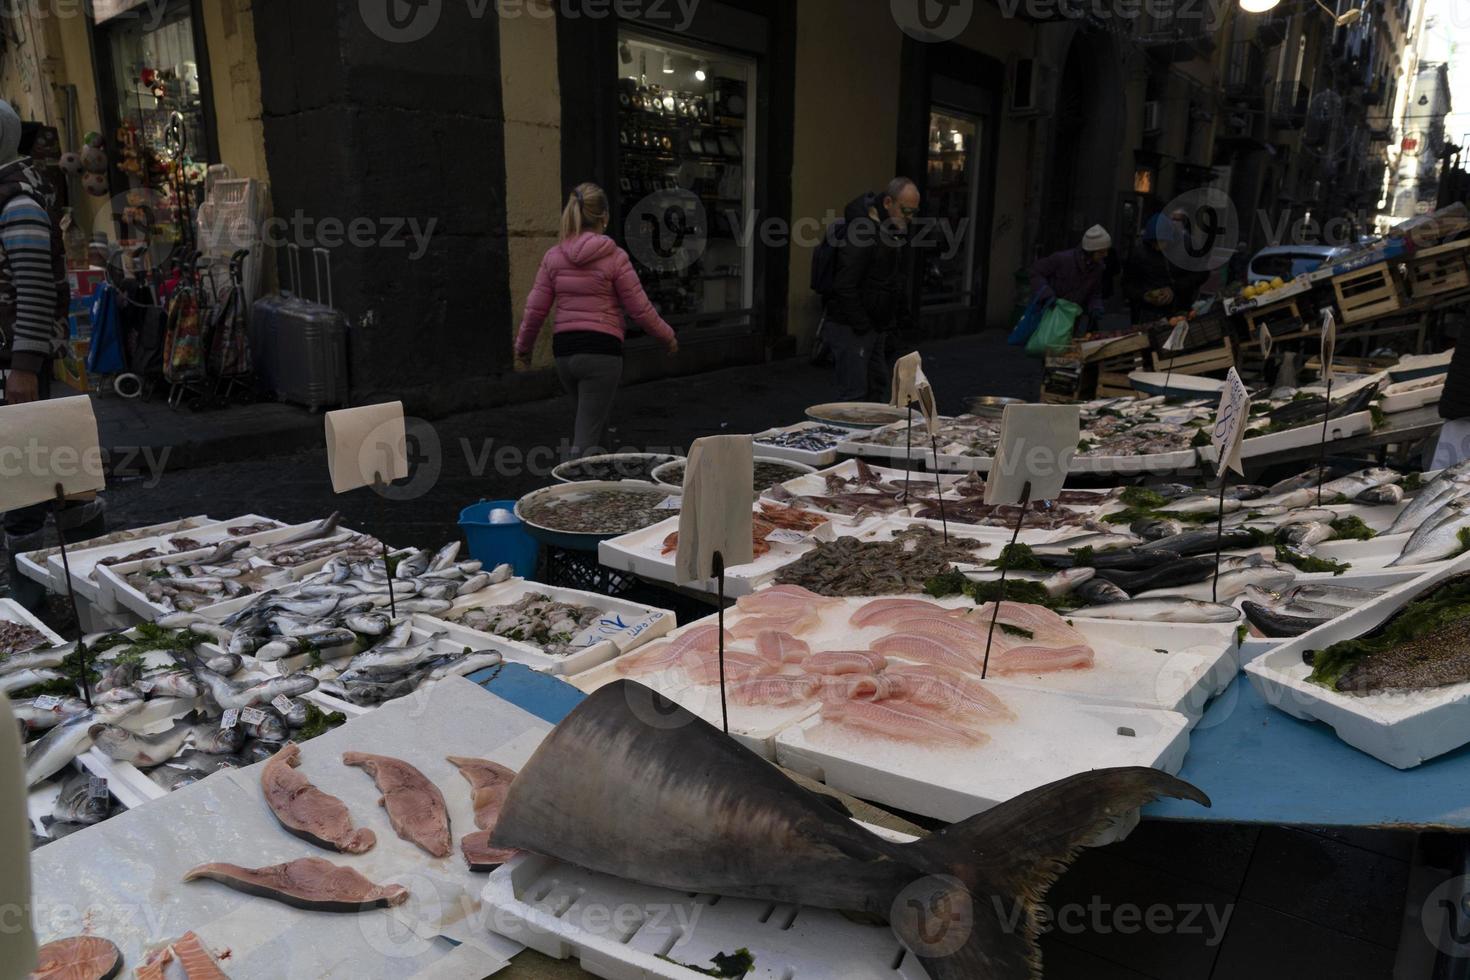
left=1025, top=299, right=1082, bottom=357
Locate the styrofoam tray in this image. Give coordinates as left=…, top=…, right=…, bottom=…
left=95, top=520, right=372, bottom=620
left=483, top=846, right=932, bottom=980
left=15, top=515, right=215, bottom=593
left=1307, top=533, right=1457, bottom=575
left=1388, top=350, right=1454, bottom=383
left=1244, top=553, right=1470, bottom=768
left=1380, top=379, right=1444, bottom=414
left=0, top=596, right=65, bottom=646
left=1235, top=569, right=1427, bottom=662
left=49, top=514, right=283, bottom=612
left=774, top=687, right=1191, bottom=828
left=1199, top=411, right=1375, bottom=463
left=417, top=578, right=676, bottom=676
left=751, top=420, right=864, bottom=467
left=834, top=420, right=932, bottom=465
left=1126, top=371, right=1226, bottom=399
left=1066, top=448, right=1201, bottom=477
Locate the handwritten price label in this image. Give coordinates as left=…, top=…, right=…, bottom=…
left=34, top=694, right=62, bottom=710
left=240, top=707, right=268, bottom=727
left=656, top=496, right=683, bottom=511
left=1211, top=367, right=1250, bottom=478
left=272, top=695, right=294, bottom=715
left=220, top=708, right=240, bottom=730
left=88, top=776, right=108, bottom=800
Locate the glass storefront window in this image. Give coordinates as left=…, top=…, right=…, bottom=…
left=923, top=109, right=982, bottom=311
left=96, top=1, right=212, bottom=259
left=616, top=32, right=756, bottom=333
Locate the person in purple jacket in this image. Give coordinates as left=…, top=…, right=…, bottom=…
left=1029, top=225, right=1113, bottom=331
left=515, top=183, right=679, bottom=458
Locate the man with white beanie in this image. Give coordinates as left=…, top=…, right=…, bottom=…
left=1029, top=224, right=1114, bottom=330
left=0, top=98, right=103, bottom=612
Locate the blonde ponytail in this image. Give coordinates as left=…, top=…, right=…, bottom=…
left=561, top=182, right=609, bottom=241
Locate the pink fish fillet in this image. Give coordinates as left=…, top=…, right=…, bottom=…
left=615, top=626, right=730, bottom=675
left=886, top=665, right=1015, bottom=721
left=755, top=630, right=811, bottom=665
left=735, top=585, right=841, bottom=615
left=986, top=643, right=1095, bottom=675
left=731, top=609, right=820, bottom=639
left=820, top=698, right=989, bottom=746
left=885, top=616, right=992, bottom=647
left=850, top=598, right=962, bottom=628
left=816, top=673, right=908, bottom=703
left=871, top=633, right=985, bottom=674
left=730, top=675, right=823, bottom=706
left=683, top=650, right=774, bottom=686
left=804, top=650, right=889, bottom=675
left=968, top=602, right=1086, bottom=640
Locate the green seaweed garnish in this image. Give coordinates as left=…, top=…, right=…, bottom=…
left=1370, top=405, right=1387, bottom=429
left=1308, top=574, right=1470, bottom=687
left=987, top=544, right=1045, bottom=572
left=999, top=623, right=1035, bottom=639
left=1069, top=546, right=1096, bottom=567
left=294, top=703, right=347, bottom=742
left=1329, top=516, right=1376, bottom=541
left=1235, top=624, right=1249, bottom=647
left=923, top=569, right=969, bottom=599
left=1077, top=439, right=1094, bottom=453
left=1120, top=486, right=1167, bottom=509
left=1404, top=472, right=1423, bottom=493
left=1190, top=429, right=1211, bottom=448
left=658, top=949, right=755, bottom=978
left=1274, top=545, right=1349, bottom=575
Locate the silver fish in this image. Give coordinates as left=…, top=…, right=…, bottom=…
left=1290, top=583, right=1384, bottom=606
left=188, top=657, right=320, bottom=711
left=138, top=670, right=204, bottom=699
left=185, top=718, right=247, bottom=755
left=343, top=639, right=447, bottom=676
left=1357, top=484, right=1404, bottom=506
left=204, top=653, right=243, bottom=675
left=1159, top=496, right=1242, bottom=516
left=344, top=612, right=392, bottom=636
left=427, top=541, right=462, bottom=573
left=1279, top=522, right=1334, bottom=547
left=1074, top=578, right=1130, bottom=605
left=426, top=651, right=503, bottom=682
left=455, top=573, right=492, bottom=597
left=1137, top=566, right=1294, bottom=602
left=2, top=669, right=68, bottom=697
left=52, top=772, right=109, bottom=825
left=25, top=710, right=107, bottom=787
left=13, top=696, right=90, bottom=732
left=151, top=766, right=206, bottom=792
left=0, top=647, right=69, bottom=675
left=273, top=512, right=342, bottom=546
left=491, top=680, right=1211, bottom=980
left=240, top=711, right=289, bottom=742
left=1389, top=503, right=1470, bottom=566
left=1318, top=467, right=1400, bottom=501
left=1043, top=567, right=1095, bottom=597
left=1071, top=598, right=1243, bottom=623
left=1386, top=482, right=1461, bottom=535
left=170, top=750, right=245, bottom=775
left=90, top=717, right=195, bottom=768
left=1130, top=517, right=1183, bottom=541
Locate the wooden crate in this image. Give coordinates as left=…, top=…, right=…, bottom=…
left=1406, top=241, right=1470, bottom=300
left=1332, top=262, right=1406, bottom=324
left=1243, top=298, right=1303, bottom=338
left=1097, top=351, right=1146, bottom=398
left=1151, top=338, right=1236, bottom=376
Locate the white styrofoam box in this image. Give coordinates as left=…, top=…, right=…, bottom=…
left=835, top=420, right=932, bottom=465
left=1126, top=371, right=1225, bottom=398
left=483, top=850, right=932, bottom=980
left=417, top=578, right=675, bottom=676
left=1244, top=553, right=1470, bottom=768
left=1380, top=379, right=1444, bottom=414
left=0, top=597, right=65, bottom=646
left=95, top=519, right=371, bottom=620
left=46, top=515, right=284, bottom=611
left=1307, top=533, right=1458, bottom=576
left=14, top=516, right=216, bottom=593
left=774, top=687, right=1191, bottom=828
left=75, top=748, right=166, bottom=809
left=751, top=420, right=864, bottom=467
left=1066, top=448, right=1201, bottom=477
left=1199, top=411, right=1375, bottom=464
left=764, top=459, right=971, bottom=519
left=1388, top=349, right=1454, bottom=383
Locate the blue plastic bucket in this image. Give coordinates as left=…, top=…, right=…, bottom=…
left=458, top=500, right=540, bottom=579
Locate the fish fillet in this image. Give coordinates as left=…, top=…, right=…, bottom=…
left=820, top=698, right=989, bottom=746
left=133, top=945, right=171, bottom=980
left=871, top=633, right=982, bottom=673
left=261, top=743, right=375, bottom=854
left=804, top=650, right=888, bottom=675
left=342, top=752, right=452, bottom=858
left=448, top=756, right=519, bottom=871
left=754, top=630, right=810, bottom=664
left=729, top=675, right=822, bottom=706
left=886, top=665, right=1015, bottom=721
left=682, top=650, right=773, bottom=686
left=735, top=585, right=840, bottom=614
left=172, top=932, right=229, bottom=979
left=28, top=936, right=122, bottom=980
left=885, top=616, right=991, bottom=646
left=816, top=674, right=889, bottom=702
left=183, top=857, right=409, bottom=912
left=850, top=598, right=961, bottom=628
left=614, top=626, right=728, bottom=675
left=729, top=609, right=820, bottom=639
left=987, top=643, right=1095, bottom=675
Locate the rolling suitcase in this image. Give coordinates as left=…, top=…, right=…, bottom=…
left=253, top=246, right=349, bottom=411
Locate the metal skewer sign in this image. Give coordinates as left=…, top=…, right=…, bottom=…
left=1210, top=368, right=1250, bottom=602
left=0, top=395, right=106, bottom=706
left=675, top=435, right=755, bottom=734
left=1316, top=309, right=1337, bottom=505
left=979, top=404, right=1079, bottom=679
left=891, top=353, right=948, bottom=540
left=324, top=402, right=409, bottom=617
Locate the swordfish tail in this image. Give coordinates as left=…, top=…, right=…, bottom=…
left=491, top=680, right=1210, bottom=980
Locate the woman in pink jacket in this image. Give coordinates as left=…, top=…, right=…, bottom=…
left=514, top=183, right=679, bottom=457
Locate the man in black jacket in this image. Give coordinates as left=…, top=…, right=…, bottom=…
left=824, top=177, right=920, bottom=402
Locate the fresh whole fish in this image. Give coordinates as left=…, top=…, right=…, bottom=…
left=1358, top=484, right=1404, bottom=506
left=1336, top=616, right=1470, bottom=694
left=152, top=766, right=206, bottom=792
left=1279, top=522, right=1335, bottom=548
left=137, top=669, right=204, bottom=699
left=262, top=743, right=376, bottom=854
left=183, top=857, right=408, bottom=912
left=184, top=716, right=247, bottom=755
left=90, top=717, right=195, bottom=767
left=491, top=680, right=1210, bottom=980
left=1091, top=557, right=1219, bottom=596
left=342, top=639, right=448, bottom=677
left=53, top=772, right=110, bottom=825
left=343, top=752, right=452, bottom=857
left=1291, top=583, right=1384, bottom=606
left=13, top=696, right=89, bottom=732
left=240, top=740, right=287, bottom=765
left=427, top=651, right=504, bottom=682
left=272, top=512, right=342, bottom=546
left=1137, top=566, right=1294, bottom=602
left=0, top=646, right=70, bottom=675
left=1159, top=496, right=1242, bottom=517
left=241, top=711, right=289, bottom=743
left=1241, top=601, right=1333, bottom=638
left=26, top=710, right=109, bottom=787
left=204, top=652, right=243, bottom=675
left=1390, top=502, right=1470, bottom=567
left=187, top=657, right=320, bottom=711
left=1317, top=467, right=1400, bottom=502
left=2, top=668, right=68, bottom=697
left=1130, top=517, right=1183, bottom=541
left=1070, top=598, right=1243, bottom=624
left=1386, top=482, right=1461, bottom=535
left=1073, top=578, right=1130, bottom=605
left=1142, top=527, right=1263, bottom=558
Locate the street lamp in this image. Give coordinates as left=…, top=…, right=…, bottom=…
left=1238, top=0, right=1365, bottom=27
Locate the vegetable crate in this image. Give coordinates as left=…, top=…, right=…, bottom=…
left=1150, top=338, right=1236, bottom=377
left=1405, top=241, right=1470, bottom=300
left=1332, top=262, right=1406, bottom=324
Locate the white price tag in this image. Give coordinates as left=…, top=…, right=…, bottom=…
left=271, top=695, right=294, bottom=715
left=985, top=405, right=1081, bottom=506
left=1211, top=367, right=1251, bottom=479
left=221, top=708, right=240, bottom=730
left=33, top=695, right=61, bottom=710
left=1259, top=323, right=1273, bottom=358
left=656, top=496, right=683, bottom=511
left=241, top=707, right=268, bottom=726
left=87, top=776, right=108, bottom=800
left=1163, top=319, right=1190, bottom=353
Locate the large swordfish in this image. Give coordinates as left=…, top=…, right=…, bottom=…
left=492, top=680, right=1210, bottom=980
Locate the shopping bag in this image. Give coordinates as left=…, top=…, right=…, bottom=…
left=1025, top=298, right=1082, bottom=357
left=1007, top=296, right=1043, bottom=346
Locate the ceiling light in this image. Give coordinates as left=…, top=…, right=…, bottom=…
left=695, top=63, right=708, bottom=82
left=1239, top=0, right=1279, bottom=12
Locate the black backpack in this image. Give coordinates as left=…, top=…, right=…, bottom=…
left=810, top=217, right=849, bottom=299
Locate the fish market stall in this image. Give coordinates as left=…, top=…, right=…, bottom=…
left=26, top=677, right=540, bottom=978
left=751, top=420, right=864, bottom=467
left=14, top=515, right=217, bottom=594
left=550, top=452, right=684, bottom=484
